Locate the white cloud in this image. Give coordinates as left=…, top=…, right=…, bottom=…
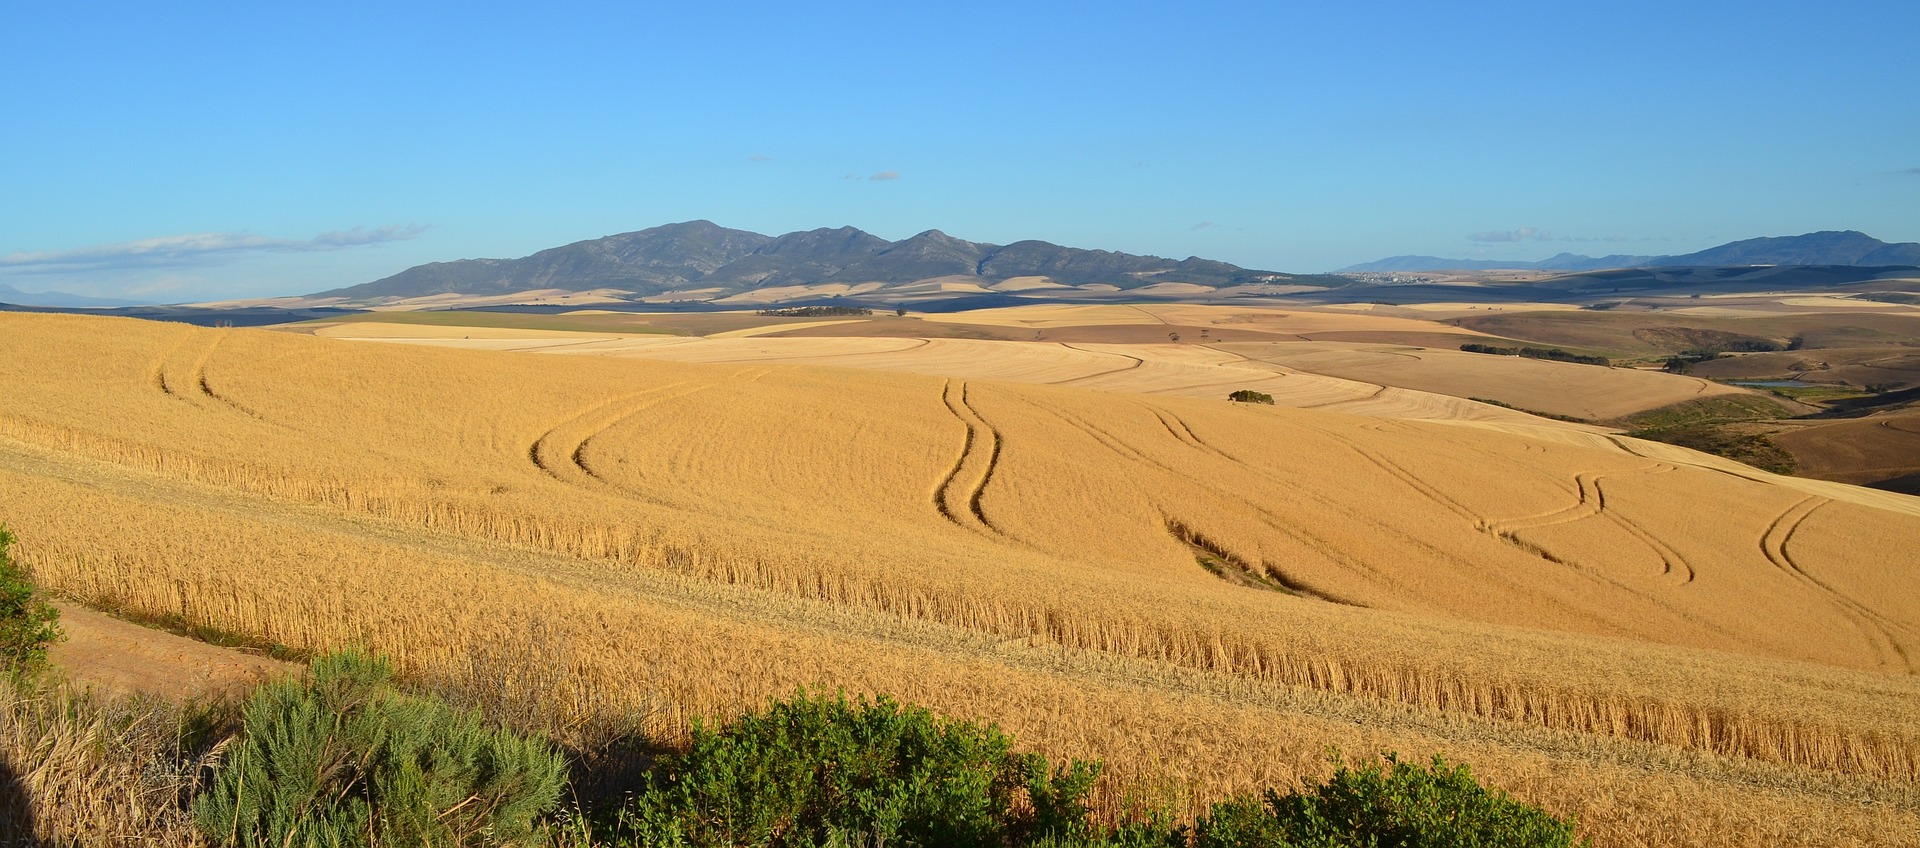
left=869, top=170, right=900, bottom=181
left=1469, top=227, right=1552, bottom=243
left=0, top=224, right=427, bottom=273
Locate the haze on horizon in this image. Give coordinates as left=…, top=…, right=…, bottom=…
left=3, top=0, right=1916, bottom=302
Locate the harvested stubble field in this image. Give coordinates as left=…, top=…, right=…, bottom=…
left=312, top=322, right=1608, bottom=427
left=4, top=312, right=1920, bottom=846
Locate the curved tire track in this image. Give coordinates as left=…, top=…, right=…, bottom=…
left=930, top=381, right=1006, bottom=534
left=1761, top=497, right=1915, bottom=674
left=1482, top=464, right=1695, bottom=583
left=154, top=332, right=276, bottom=423
left=1025, top=398, right=1395, bottom=595
left=527, top=381, right=697, bottom=486
left=1050, top=343, right=1145, bottom=385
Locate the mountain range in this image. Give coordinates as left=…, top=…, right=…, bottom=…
left=1339, top=231, right=1920, bottom=273
left=321, top=221, right=1307, bottom=302
left=0, top=282, right=152, bottom=308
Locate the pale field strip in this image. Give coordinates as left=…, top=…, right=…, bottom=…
left=1, top=433, right=1916, bottom=847
left=318, top=323, right=1590, bottom=429
left=1210, top=341, right=1743, bottom=421
left=4, top=314, right=1920, bottom=846
left=705, top=319, right=869, bottom=338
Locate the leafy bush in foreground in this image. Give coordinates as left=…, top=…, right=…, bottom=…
left=0, top=526, right=61, bottom=679
left=195, top=650, right=566, bottom=847
left=608, top=690, right=1104, bottom=848
left=1192, top=753, right=1583, bottom=848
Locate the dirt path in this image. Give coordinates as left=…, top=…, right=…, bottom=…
left=48, top=600, right=294, bottom=701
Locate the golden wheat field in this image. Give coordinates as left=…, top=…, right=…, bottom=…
left=4, top=311, right=1920, bottom=846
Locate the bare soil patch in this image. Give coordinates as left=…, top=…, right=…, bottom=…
left=48, top=601, right=293, bottom=701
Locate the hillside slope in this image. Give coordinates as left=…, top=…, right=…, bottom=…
left=1340, top=230, right=1920, bottom=273
left=1, top=313, right=1917, bottom=845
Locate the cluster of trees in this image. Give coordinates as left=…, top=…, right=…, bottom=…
left=1662, top=350, right=1725, bottom=374
left=1228, top=389, right=1276, bottom=405
left=1458, top=344, right=1611, bottom=367
left=754, top=306, right=874, bottom=317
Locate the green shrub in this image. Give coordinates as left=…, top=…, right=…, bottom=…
left=0, top=526, right=61, bottom=680
left=608, top=690, right=1104, bottom=848
left=1192, top=753, right=1583, bottom=848
left=195, top=650, right=566, bottom=847
left=1229, top=390, right=1275, bottom=405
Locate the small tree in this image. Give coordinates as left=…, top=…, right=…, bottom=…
left=612, top=690, right=1103, bottom=848
left=1228, top=390, right=1275, bottom=405
left=1193, top=753, right=1584, bottom=848
left=0, top=526, right=61, bottom=680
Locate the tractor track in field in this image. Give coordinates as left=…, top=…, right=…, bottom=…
left=1326, top=428, right=1711, bottom=632
left=527, top=381, right=698, bottom=485
left=149, top=329, right=195, bottom=399
left=1297, top=382, right=1388, bottom=409
left=1050, top=344, right=1145, bottom=385
left=694, top=338, right=933, bottom=364
left=1482, top=464, right=1696, bottom=584
left=1294, top=419, right=1729, bottom=638
left=1023, top=398, right=1387, bottom=600
left=1761, top=497, right=1915, bottom=674
left=544, top=368, right=773, bottom=501
left=931, top=380, right=1006, bottom=535
left=154, top=332, right=276, bottom=424
left=10, top=433, right=1907, bottom=801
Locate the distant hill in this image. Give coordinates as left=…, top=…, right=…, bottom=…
left=1338, top=231, right=1920, bottom=273
left=1342, top=253, right=1661, bottom=273
left=0, top=282, right=152, bottom=308
left=1667, top=231, right=1920, bottom=266
left=320, top=221, right=1311, bottom=302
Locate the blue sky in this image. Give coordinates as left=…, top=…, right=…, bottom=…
left=3, top=1, right=1916, bottom=301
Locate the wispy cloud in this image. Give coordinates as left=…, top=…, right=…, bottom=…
left=1191, top=221, right=1216, bottom=231
left=1469, top=227, right=1553, bottom=243
left=869, top=170, right=900, bottom=181
left=0, top=225, right=426, bottom=273
left=749, top=154, right=774, bottom=162
left=1905, top=167, right=1920, bottom=175
left=1557, top=235, right=1673, bottom=244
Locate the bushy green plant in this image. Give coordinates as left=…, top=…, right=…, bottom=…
left=0, top=526, right=61, bottom=679
left=1228, top=390, right=1275, bottom=405
left=608, top=690, right=1104, bottom=848
left=1192, top=753, right=1583, bottom=848
left=195, top=650, right=566, bottom=847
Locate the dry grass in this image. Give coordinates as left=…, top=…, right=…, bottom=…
left=0, top=676, right=208, bottom=847
left=2, top=312, right=1919, bottom=845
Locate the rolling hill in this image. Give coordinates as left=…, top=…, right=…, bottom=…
left=1, top=311, right=1917, bottom=845
left=0, top=282, right=153, bottom=308
left=319, top=221, right=1314, bottom=302
left=1340, top=230, right=1920, bottom=273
